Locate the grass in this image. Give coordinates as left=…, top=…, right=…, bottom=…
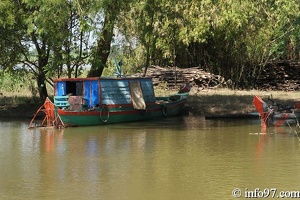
left=155, top=86, right=300, bottom=116
left=186, top=88, right=300, bottom=116
left=0, top=90, right=41, bottom=119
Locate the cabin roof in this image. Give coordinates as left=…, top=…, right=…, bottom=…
left=53, top=76, right=152, bottom=82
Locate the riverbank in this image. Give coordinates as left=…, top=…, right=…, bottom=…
left=186, top=88, right=300, bottom=117
left=1, top=88, right=299, bottom=119
left=165, top=88, right=300, bottom=118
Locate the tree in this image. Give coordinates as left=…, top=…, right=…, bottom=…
left=2, top=0, right=300, bottom=95
left=0, top=0, right=91, bottom=101
left=87, top=0, right=132, bottom=77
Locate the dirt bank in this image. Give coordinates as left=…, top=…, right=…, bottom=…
left=1, top=89, right=299, bottom=120
left=0, top=103, right=41, bottom=119
left=188, top=89, right=300, bottom=115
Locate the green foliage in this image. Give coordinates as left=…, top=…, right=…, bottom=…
left=117, top=0, right=300, bottom=88
left=1, top=0, right=300, bottom=96
left=0, top=69, right=37, bottom=96
left=0, top=0, right=15, bottom=27
left=103, top=44, right=145, bottom=77
left=0, top=0, right=94, bottom=99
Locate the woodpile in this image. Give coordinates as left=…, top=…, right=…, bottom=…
left=255, top=60, right=300, bottom=91
left=138, top=66, right=228, bottom=90
left=137, top=60, right=300, bottom=91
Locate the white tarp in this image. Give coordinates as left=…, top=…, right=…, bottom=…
left=129, top=81, right=146, bottom=110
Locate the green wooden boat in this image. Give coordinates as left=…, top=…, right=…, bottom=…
left=30, top=77, right=190, bottom=127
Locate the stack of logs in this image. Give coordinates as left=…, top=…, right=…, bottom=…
left=138, top=66, right=227, bottom=90
left=255, top=60, right=300, bottom=91
left=138, top=61, right=300, bottom=91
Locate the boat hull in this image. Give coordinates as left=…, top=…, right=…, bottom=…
left=29, top=76, right=190, bottom=128
left=253, top=95, right=300, bottom=127
left=266, top=112, right=300, bottom=127
left=57, top=95, right=188, bottom=126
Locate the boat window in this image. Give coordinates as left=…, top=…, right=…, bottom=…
left=66, top=81, right=83, bottom=96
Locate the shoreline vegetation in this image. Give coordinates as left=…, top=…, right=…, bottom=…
left=1, top=88, right=300, bottom=120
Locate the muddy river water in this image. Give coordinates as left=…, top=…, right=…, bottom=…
left=1, top=116, right=300, bottom=200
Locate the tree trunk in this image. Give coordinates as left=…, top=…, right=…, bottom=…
left=142, top=0, right=155, bottom=77
left=31, top=33, right=50, bottom=102
left=87, top=4, right=117, bottom=77
left=37, top=55, right=49, bottom=102
left=37, top=72, right=48, bottom=102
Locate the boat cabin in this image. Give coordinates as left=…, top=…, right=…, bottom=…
left=54, top=77, right=156, bottom=111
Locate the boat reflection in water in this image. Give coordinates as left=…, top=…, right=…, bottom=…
left=28, top=124, right=152, bottom=159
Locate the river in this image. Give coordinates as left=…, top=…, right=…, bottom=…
left=1, top=116, right=300, bottom=200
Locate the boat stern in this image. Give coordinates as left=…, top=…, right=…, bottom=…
left=253, top=95, right=273, bottom=127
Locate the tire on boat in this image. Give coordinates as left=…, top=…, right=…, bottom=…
left=99, top=105, right=110, bottom=123
left=162, top=105, right=168, bottom=117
